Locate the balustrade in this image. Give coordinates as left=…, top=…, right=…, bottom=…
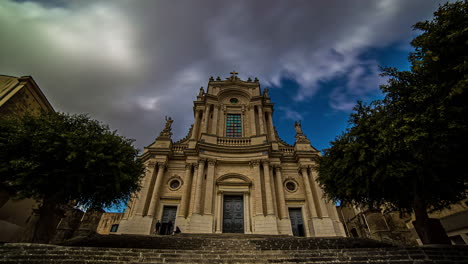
left=217, top=137, right=251, bottom=146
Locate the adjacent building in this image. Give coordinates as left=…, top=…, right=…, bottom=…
left=0, top=75, right=54, bottom=242
left=117, top=72, right=346, bottom=237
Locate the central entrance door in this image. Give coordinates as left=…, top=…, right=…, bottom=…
left=160, top=206, right=177, bottom=235
left=289, top=208, right=305, bottom=237
left=223, top=195, right=244, bottom=233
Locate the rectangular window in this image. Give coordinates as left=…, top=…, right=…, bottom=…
left=110, top=224, right=119, bottom=232
left=226, top=114, right=242, bottom=137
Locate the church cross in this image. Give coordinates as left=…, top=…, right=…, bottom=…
left=230, top=71, right=238, bottom=75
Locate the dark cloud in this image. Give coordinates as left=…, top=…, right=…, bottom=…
left=0, top=0, right=445, bottom=149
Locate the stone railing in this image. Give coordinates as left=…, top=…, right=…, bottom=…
left=279, top=147, right=295, bottom=155
left=217, top=137, right=251, bottom=146
left=172, top=144, right=188, bottom=153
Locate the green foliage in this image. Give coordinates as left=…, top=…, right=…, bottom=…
left=317, top=1, right=468, bottom=213
left=0, top=112, right=145, bottom=209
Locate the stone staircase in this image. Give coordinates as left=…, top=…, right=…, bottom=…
left=1, top=234, right=467, bottom=263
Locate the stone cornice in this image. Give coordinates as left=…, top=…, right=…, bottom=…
left=197, top=141, right=270, bottom=154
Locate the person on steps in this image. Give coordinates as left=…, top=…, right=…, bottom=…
left=155, top=220, right=161, bottom=235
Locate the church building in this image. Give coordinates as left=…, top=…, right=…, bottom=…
left=117, top=72, right=345, bottom=237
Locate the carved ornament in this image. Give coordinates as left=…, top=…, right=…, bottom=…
left=157, top=162, right=167, bottom=168
left=249, top=160, right=260, bottom=167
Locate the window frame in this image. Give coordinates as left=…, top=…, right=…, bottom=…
left=225, top=113, right=242, bottom=138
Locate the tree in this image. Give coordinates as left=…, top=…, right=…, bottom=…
left=0, top=112, right=145, bottom=243
left=317, top=1, right=467, bottom=244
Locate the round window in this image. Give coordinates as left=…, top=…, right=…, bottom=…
left=168, top=179, right=181, bottom=190
left=285, top=180, right=298, bottom=192
left=230, top=98, right=239, bottom=104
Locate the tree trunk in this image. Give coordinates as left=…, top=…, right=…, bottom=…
left=412, top=197, right=450, bottom=244
left=31, top=198, right=62, bottom=244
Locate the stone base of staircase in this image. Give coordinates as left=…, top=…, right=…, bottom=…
left=1, top=234, right=467, bottom=263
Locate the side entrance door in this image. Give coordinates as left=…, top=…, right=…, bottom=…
left=289, top=208, right=305, bottom=237
left=223, top=195, right=244, bottom=233
left=160, top=206, right=177, bottom=235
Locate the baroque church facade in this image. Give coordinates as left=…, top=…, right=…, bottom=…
left=118, top=72, right=345, bottom=237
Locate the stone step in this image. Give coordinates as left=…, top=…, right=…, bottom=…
left=58, top=234, right=393, bottom=250
left=2, top=249, right=467, bottom=263
left=0, top=260, right=450, bottom=264
left=2, top=238, right=467, bottom=264
left=0, top=253, right=425, bottom=260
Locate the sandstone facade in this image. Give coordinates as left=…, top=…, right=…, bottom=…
left=117, top=72, right=345, bottom=237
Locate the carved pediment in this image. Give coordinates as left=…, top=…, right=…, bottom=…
left=216, top=173, right=251, bottom=186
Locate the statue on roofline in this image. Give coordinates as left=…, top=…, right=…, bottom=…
left=159, top=116, right=173, bottom=137
left=294, top=121, right=303, bottom=134
left=198, top=87, right=204, bottom=97
left=294, top=120, right=310, bottom=144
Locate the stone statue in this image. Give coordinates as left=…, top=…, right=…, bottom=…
left=263, top=88, right=269, bottom=98
left=159, top=116, right=174, bottom=137
left=294, top=121, right=303, bottom=134
left=294, top=121, right=310, bottom=143
left=164, top=116, right=173, bottom=130
left=198, top=87, right=204, bottom=97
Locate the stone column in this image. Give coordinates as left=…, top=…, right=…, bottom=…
left=300, top=166, right=318, bottom=218
left=201, top=104, right=211, bottom=134
left=269, top=166, right=278, bottom=216
left=274, top=166, right=288, bottom=219
left=250, top=105, right=257, bottom=136
left=191, top=110, right=201, bottom=140
left=215, top=191, right=223, bottom=233
left=204, top=159, right=216, bottom=215
left=262, top=160, right=275, bottom=215
left=134, top=161, right=157, bottom=216
left=219, top=105, right=225, bottom=136
left=188, top=163, right=198, bottom=216
left=178, top=163, right=193, bottom=218
left=193, top=159, right=206, bottom=214
left=211, top=104, right=219, bottom=135
left=244, top=191, right=252, bottom=233
left=267, top=111, right=276, bottom=141
left=147, top=162, right=167, bottom=217
left=309, top=166, right=329, bottom=217
left=256, top=105, right=265, bottom=134
left=250, top=160, right=263, bottom=215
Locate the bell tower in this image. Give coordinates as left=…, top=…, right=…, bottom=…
left=188, top=71, right=279, bottom=151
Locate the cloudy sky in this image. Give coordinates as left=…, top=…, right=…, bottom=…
left=0, top=0, right=447, bottom=151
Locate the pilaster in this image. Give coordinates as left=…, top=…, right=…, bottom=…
left=147, top=162, right=167, bottom=217
left=274, top=165, right=288, bottom=219
left=193, top=159, right=206, bottom=214
left=134, top=161, right=157, bottom=216
left=300, top=165, right=318, bottom=218
left=249, top=105, right=257, bottom=136
left=249, top=160, right=263, bottom=215
left=211, top=104, right=219, bottom=135
left=204, top=159, right=217, bottom=215
left=201, top=104, right=211, bottom=133
left=178, top=163, right=193, bottom=218
left=257, top=105, right=265, bottom=134
left=190, top=110, right=201, bottom=141
left=262, top=160, right=274, bottom=215
left=267, top=111, right=276, bottom=141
